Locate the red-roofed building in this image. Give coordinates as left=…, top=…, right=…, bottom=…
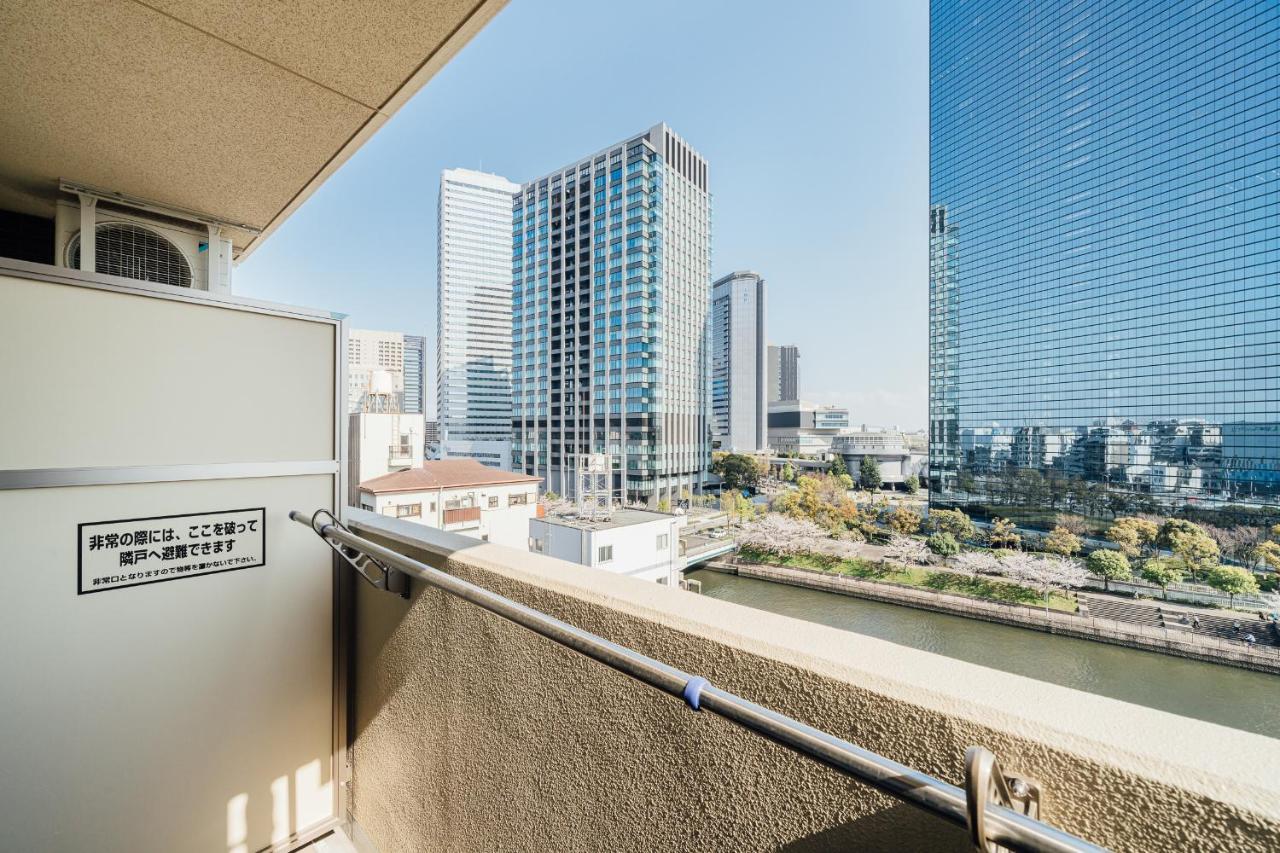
left=357, top=460, right=542, bottom=549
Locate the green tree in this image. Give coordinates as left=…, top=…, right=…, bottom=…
left=781, top=462, right=795, bottom=483
left=987, top=517, right=1021, bottom=550
left=929, top=508, right=976, bottom=542
left=858, top=455, right=883, bottom=491
left=1086, top=549, right=1131, bottom=591
left=1254, top=540, right=1280, bottom=575
left=926, top=532, right=960, bottom=561
left=829, top=454, right=848, bottom=478
left=1156, top=518, right=1203, bottom=550
left=904, top=474, right=920, bottom=495
left=1166, top=528, right=1219, bottom=582
left=721, top=490, right=756, bottom=527
left=1043, top=525, right=1083, bottom=557
left=1205, top=565, right=1260, bottom=609
left=1140, top=558, right=1184, bottom=601
left=1107, top=516, right=1158, bottom=558
left=713, top=453, right=761, bottom=492
left=657, top=498, right=671, bottom=513
left=887, top=506, right=922, bottom=535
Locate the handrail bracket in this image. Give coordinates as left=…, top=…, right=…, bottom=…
left=304, top=510, right=409, bottom=599
left=965, top=746, right=1042, bottom=852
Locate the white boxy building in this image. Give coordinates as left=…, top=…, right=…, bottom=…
left=347, top=411, right=425, bottom=506
left=357, top=459, right=540, bottom=550
left=528, top=509, right=686, bottom=584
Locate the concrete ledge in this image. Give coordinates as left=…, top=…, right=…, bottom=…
left=346, top=512, right=1280, bottom=852
left=725, top=561, right=1280, bottom=675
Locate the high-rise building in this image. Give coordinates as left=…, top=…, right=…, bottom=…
left=437, top=168, right=520, bottom=469
left=711, top=271, right=767, bottom=452
left=511, top=124, right=712, bottom=504
left=929, top=1, right=1280, bottom=526
left=403, top=334, right=425, bottom=415
left=347, top=328, right=405, bottom=413
left=767, top=344, right=799, bottom=402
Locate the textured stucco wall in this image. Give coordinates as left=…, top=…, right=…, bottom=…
left=346, top=514, right=1280, bottom=853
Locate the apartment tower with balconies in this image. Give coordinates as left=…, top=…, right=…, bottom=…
left=511, top=124, right=711, bottom=504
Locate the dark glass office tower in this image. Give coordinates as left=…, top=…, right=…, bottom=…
left=929, top=1, right=1280, bottom=529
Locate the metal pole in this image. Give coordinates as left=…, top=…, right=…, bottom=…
left=291, top=511, right=1106, bottom=853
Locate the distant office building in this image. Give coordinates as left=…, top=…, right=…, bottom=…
left=424, top=419, right=440, bottom=446
left=511, top=124, right=712, bottom=504
left=402, top=334, right=425, bottom=415
left=357, top=459, right=540, bottom=550
left=930, top=1, right=1280, bottom=526
left=347, top=411, right=424, bottom=506
left=711, top=271, right=767, bottom=452
left=347, top=329, right=405, bottom=413
left=437, top=168, right=520, bottom=470
left=767, top=400, right=849, bottom=457
left=529, top=508, right=685, bottom=584
left=767, top=344, right=799, bottom=402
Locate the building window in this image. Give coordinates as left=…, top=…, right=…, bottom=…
left=396, top=503, right=421, bottom=519
left=488, top=496, right=499, bottom=508
left=597, top=545, right=613, bottom=563
left=530, top=537, right=544, bottom=552
left=509, top=493, right=529, bottom=506
left=656, top=533, right=668, bottom=550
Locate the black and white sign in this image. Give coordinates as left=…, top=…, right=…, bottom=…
left=78, top=508, right=266, bottom=594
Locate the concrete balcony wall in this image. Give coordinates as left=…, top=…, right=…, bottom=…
left=346, top=511, right=1280, bottom=853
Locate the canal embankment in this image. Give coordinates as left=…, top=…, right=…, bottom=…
left=701, top=559, right=1280, bottom=675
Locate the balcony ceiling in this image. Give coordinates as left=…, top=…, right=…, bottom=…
left=0, top=0, right=505, bottom=257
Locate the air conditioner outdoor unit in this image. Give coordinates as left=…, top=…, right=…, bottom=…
left=54, top=198, right=232, bottom=293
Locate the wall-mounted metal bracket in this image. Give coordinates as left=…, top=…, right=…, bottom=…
left=964, top=746, right=1042, bottom=853
left=307, top=510, right=409, bottom=599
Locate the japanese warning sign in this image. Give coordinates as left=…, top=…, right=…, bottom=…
left=78, top=508, right=266, bottom=594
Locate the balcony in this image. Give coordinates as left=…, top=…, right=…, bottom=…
left=442, top=505, right=481, bottom=528
left=387, top=445, right=415, bottom=468
left=318, top=510, right=1277, bottom=852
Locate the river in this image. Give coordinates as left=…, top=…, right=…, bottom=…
left=686, top=569, right=1280, bottom=739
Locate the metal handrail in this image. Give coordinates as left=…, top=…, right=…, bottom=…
left=291, top=510, right=1107, bottom=853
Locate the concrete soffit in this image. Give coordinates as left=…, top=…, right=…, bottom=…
left=0, top=0, right=508, bottom=259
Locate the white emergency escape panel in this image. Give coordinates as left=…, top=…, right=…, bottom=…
left=0, top=262, right=345, bottom=852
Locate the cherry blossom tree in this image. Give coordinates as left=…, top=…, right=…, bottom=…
left=738, top=514, right=827, bottom=557
left=1001, top=554, right=1087, bottom=609
left=884, top=534, right=931, bottom=566
left=951, top=550, right=1000, bottom=579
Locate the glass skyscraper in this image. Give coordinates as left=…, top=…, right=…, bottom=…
left=930, top=1, right=1280, bottom=528
left=511, top=124, right=711, bottom=503
left=437, top=168, right=520, bottom=469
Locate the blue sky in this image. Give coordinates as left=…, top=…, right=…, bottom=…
left=236, top=0, right=929, bottom=429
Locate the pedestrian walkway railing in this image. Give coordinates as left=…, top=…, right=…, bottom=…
left=292, top=509, right=1107, bottom=853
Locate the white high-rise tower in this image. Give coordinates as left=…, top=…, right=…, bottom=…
left=437, top=168, right=520, bottom=469
left=712, top=271, right=767, bottom=452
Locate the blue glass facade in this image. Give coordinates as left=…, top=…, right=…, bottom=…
left=930, top=1, right=1280, bottom=528
left=511, top=125, right=710, bottom=502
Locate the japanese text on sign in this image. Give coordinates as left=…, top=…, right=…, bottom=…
left=78, top=508, right=266, bottom=594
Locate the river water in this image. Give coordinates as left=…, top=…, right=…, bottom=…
left=686, top=569, right=1280, bottom=739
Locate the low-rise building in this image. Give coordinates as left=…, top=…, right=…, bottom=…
left=768, top=400, right=850, bottom=456
left=348, top=411, right=426, bottom=506
left=832, top=431, right=926, bottom=487
left=528, top=509, right=686, bottom=584
left=357, top=460, right=541, bottom=550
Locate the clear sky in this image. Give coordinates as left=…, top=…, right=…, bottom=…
left=236, top=0, right=929, bottom=429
